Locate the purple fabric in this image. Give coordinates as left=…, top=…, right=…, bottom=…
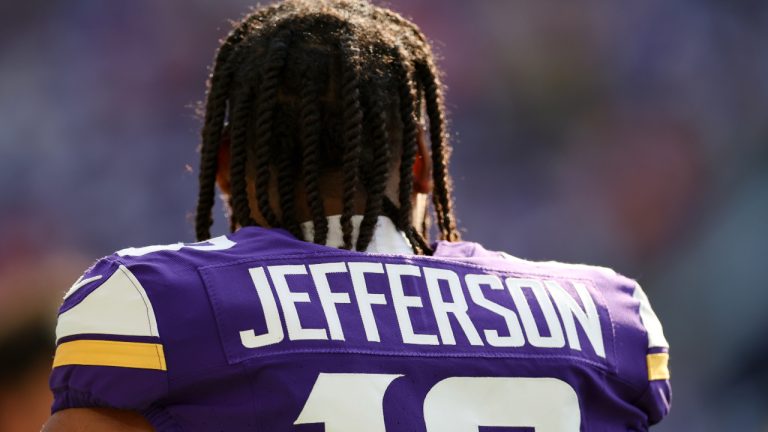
left=59, top=258, right=120, bottom=314
left=51, top=226, right=671, bottom=431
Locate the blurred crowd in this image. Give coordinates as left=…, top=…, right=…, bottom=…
left=0, top=0, right=766, bottom=430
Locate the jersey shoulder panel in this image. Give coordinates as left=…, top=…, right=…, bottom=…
left=51, top=228, right=312, bottom=412
left=495, top=248, right=672, bottom=424
left=438, top=242, right=671, bottom=424
left=56, top=257, right=159, bottom=343
left=50, top=231, right=270, bottom=422
left=607, top=271, right=672, bottom=424
left=53, top=230, right=262, bottom=356
left=51, top=256, right=169, bottom=420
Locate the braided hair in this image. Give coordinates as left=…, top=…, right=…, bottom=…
left=195, top=0, right=460, bottom=253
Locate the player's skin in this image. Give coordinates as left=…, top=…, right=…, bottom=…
left=42, top=408, right=155, bottom=432
left=42, top=131, right=433, bottom=431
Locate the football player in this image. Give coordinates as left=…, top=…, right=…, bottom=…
left=44, top=0, right=671, bottom=430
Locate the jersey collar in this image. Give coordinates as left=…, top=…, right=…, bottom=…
left=300, top=215, right=414, bottom=255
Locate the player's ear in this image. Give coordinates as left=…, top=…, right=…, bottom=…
left=413, top=127, right=433, bottom=194
left=215, top=128, right=232, bottom=196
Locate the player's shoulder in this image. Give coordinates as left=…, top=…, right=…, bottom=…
left=486, top=242, right=670, bottom=350
left=58, top=234, right=232, bottom=315
left=55, top=227, right=302, bottom=343
left=437, top=240, right=638, bottom=289
left=85, top=226, right=305, bottom=284
left=442, top=240, right=666, bottom=341
left=114, top=225, right=301, bottom=267
left=518, top=255, right=640, bottom=295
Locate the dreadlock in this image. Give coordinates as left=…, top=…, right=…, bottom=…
left=195, top=0, right=461, bottom=253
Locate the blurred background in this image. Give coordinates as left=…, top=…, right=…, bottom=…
left=1, top=0, right=766, bottom=430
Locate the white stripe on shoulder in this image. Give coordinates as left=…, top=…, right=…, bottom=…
left=632, top=283, right=669, bottom=349
left=63, top=275, right=104, bottom=300
left=56, top=265, right=159, bottom=343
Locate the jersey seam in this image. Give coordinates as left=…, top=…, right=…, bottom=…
left=51, top=386, right=182, bottom=431
left=627, top=279, right=661, bottom=405
left=197, top=250, right=607, bottom=284
left=190, top=347, right=613, bottom=374
left=58, top=259, right=121, bottom=315
left=160, top=349, right=645, bottom=394
left=112, top=256, right=173, bottom=404
left=116, top=265, right=159, bottom=340
left=196, top=266, right=236, bottom=377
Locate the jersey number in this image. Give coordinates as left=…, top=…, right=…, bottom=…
left=295, top=373, right=580, bottom=431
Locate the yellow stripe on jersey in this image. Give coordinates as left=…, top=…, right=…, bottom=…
left=647, top=353, right=670, bottom=381
left=53, top=340, right=167, bottom=371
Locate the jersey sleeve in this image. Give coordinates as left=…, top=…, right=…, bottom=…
left=630, top=281, right=672, bottom=425
left=50, top=256, right=169, bottom=418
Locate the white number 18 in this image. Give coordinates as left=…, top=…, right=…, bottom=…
left=295, top=373, right=581, bottom=431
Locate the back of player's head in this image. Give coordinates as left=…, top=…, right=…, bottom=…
left=195, top=0, right=460, bottom=253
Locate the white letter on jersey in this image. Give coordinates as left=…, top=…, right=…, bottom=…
left=297, top=374, right=581, bottom=431
left=465, top=274, right=525, bottom=347
left=386, top=264, right=439, bottom=345
left=269, top=265, right=327, bottom=341
left=348, top=262, right=387, bottom=342
left=117, top=235, right=235, bottom=257
left=423, top=267, right=483, bottom=346
left=506, top=278, right=565, bottom=348
left=309, top=263, right=351, bottom=341
left=547, top=281, right=605, bottom=358
left=424, top=377, right=580, bottom=431
left=240, top=267, right=284, bottom=349
left=295, top=373, right=402, bottom=432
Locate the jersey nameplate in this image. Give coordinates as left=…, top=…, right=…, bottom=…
left=200, top=254, right=615, bottom=371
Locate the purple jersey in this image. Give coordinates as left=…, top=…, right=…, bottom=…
left=51, top=219, right=671, bottom=431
